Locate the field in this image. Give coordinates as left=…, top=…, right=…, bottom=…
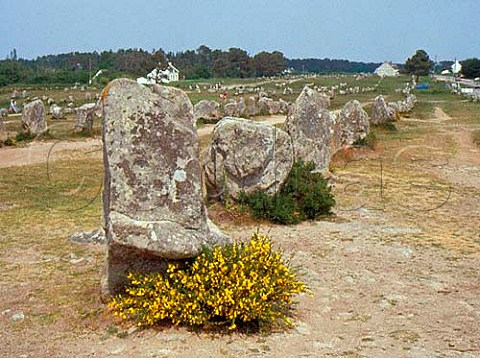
left=1, top=75, right=480, bottom=357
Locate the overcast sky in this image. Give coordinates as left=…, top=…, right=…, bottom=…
left=1, top=0, right=478, bottom=62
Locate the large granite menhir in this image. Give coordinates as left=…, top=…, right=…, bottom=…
left=101, top=79, right=229, bottom=297
left=283, top=86, right=334, bottom=171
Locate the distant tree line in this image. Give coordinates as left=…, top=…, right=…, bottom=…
left=3, top=45, right=477, bottom=87
left=287, top=58, right=380, bottom=74
left=0, top=46, right=292, bottom=86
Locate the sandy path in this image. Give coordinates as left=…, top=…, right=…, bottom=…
left=0, top=116, right=287, bottom=169
left=0, top=139, right=102, bottom=168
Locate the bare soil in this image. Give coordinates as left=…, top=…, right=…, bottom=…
left=1, top=110, right=479, bottom=357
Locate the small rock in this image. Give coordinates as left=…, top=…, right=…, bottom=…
left=400, top=247, right=414, bottom=258
left=69, top=228, right=106, bottom=245
left=11, top=312, right=25, bottom=321
left=294, top=321, right=311, bottom=335
left=150, top=348, right=171, bottom=357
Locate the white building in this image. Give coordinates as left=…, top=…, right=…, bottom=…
left=374, top=62, right=399, bottom=77
left=451, top=60, right=462, bottom=74
left=136, top=62, right=180, bottom=85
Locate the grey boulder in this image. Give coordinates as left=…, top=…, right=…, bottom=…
left=204, top=117, right=294, bottom=200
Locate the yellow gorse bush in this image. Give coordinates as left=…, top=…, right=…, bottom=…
left=108, top=232, right=308, bottom=330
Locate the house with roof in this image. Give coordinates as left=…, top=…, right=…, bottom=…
left=374, top=62, right=399, bottom=77
left=137, top=62, right=180, bottom=85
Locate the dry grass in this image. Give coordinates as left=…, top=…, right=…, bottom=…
left=1, top=75, right=479, bottom=355
left=473, top=130, right=480, bottom=146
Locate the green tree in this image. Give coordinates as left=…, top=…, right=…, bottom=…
left=405, top=49, right=434, bottom=81
left=253, top=51, right=287, bottom=77
left=0, top=60, right=23, bottom=85
left=460, top=58, right=480, bottom=79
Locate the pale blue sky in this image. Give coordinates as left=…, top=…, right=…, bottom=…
left=1, top=0, right=478, bottom=62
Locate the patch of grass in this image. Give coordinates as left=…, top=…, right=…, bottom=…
left=409, top=101, right=434, bottom=120
left=373, top=122, right=398, bottom=132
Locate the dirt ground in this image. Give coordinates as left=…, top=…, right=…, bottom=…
left=0, top=108, right=479, bottom=357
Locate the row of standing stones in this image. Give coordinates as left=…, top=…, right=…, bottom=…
left=1, top=79, right=415, bottom=298
left=99, top=80, right=415, bottom=298
left=0, top=99, right=99, bottom=140
left=193, top=95, right=292, bottom=122
left=203, top=89, right=416, bottom=200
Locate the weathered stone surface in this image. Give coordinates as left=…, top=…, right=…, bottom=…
left=258, top=97, right=280, bottom=115
left=69, top=228, right=106, bottom=245
left=101, top=79, right=229, bottom=296
left=193, top=100, right=222, bottom=122
left=315, top=91, right=331, bottom=110
left=204, top=117, right=294, bottom=199
left=223, top=101, right=238, bottom=117
left=278, top=99, right=289, bottom=114
left=245, top=96, right=257, bottom=117
left=50, top=104, right=64, bottom=119
left=74, top=103, right=96, bottom=130
left=371, top=95, right=396, bottom=124
left=330, top=100, right=370, bottom=154
left=236, top=97, right=246, bottom=117
left=395, top=93, right=416, bottom=113
left=0, top=108, right=7, bottom=119
left=284, top=87, right=334, bottom=171
left=0, top=115, right=6, bottom=141
left=21, top=99, right=47, bottom=135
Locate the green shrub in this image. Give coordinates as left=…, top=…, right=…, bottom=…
left=108, top=233, right=308, bottom=330
left=15, top=131, right=34, bottom=142
left=353, top=130, right=377, bottom=148
left=2, top=137, right=16, bottom=146
left=238, top=160, right=335, bottom=224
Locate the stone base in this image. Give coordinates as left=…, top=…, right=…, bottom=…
left=100, top=244, right=171, bottom=301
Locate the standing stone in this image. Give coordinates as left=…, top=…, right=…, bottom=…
left=223, top=101, right=238, bottom=117
left=193, top=100, right=222, bottom=122
left=101, top=79, right=229, bottom=297
left=74, top=103, right=96, bottom=131
left=236, top=97, right=246, bottom=117
left=0, top=108, right=7, bottom=120
left=204, top=117, right=294, bottom=200
left=258, top=97, right=278, bottom=115
left=50, top=104, right=64, bottom=119
left=284, top=87, right=334, bottom=171
left=315, top=92, right=331, bottom=109
left=278, top=99, right=289, bottom=114
left=330, top=100, right=370, bottom=154
left=0, top=115, right=6, bottom=141
left=371, top=95, right=397, bottom=124
left=21, top=99, right=47, bottom=135
left=245, top=96, right=257, bottom=117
